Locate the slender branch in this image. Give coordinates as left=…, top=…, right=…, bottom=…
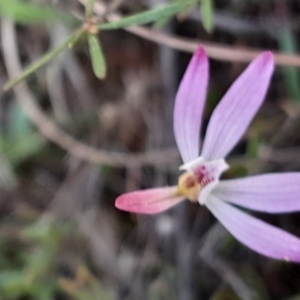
left=78, top=0, right=300, bottom=67
left=1, top=18, right=180, bottom=168
left=3, top=29, right=82, bottom=91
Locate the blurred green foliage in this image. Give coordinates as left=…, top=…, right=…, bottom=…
left=0, top=221, right=111, bottom=300
left=0, top=0, right=73, bottom=24
left=0, top=222, right=60, bottom=299
left=0, top=104, right=44, bottom=167
left=200, top=0, right=214, bottom=32
left=279, top=27, right=300, bottom=104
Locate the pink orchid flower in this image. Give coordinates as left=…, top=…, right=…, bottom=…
left=116, top=46, right=300, bottom=263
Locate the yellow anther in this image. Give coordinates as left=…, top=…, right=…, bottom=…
left=177, top=171, right=201, bottom=202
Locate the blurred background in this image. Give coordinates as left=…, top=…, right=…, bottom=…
left=1, top=0, right=300, bottom=299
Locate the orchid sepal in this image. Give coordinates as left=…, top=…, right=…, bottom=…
left=174, top=46, right=208, bottom=163
left=115, top=186, right=185, bottom=214
left=201, top=51, right=274, bottom=160
left=206, top=195, right=300, bottom=263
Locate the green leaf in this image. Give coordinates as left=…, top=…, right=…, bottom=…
left=98, top=2, right=192, bottom=30
left=278, top=26, right=300, bottom=104
left=200, top=0, right=214, bottom=33
left=0, top=0, right=74, bottom=24
left=4, top=30, right=83, bottom=91
left=88, top=34, right=106, bottom=79
left=153, top=15, right=172, bottom=30
left=85, top=0, right=95, bottom=19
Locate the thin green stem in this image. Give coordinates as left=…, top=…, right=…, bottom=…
left=85, top=0, right=95, bottom=19
left=4, top=29, right=83, bottom=91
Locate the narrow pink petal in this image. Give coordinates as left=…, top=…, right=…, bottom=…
left=206, top=196, right=300, bottom=262
left=214, top=173, right=300, bottom=213
left=201, top=52, right=274, bottom=160
left=115, top=187, right=184, bottom=214
left=173, top=46, right=209, bottom=163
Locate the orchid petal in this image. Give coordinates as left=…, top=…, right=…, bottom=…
left=115, top=187, right=184, bottom=214
left=214, top=173, right=300, bottom=213
left=201, top=52, right=274, bottom=160
left=174, top=46, right=209, bottom=163
left=206, top=196, right=300, bottom=262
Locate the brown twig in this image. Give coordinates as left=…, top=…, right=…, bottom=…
left=78, top=0, right=300, bottom=67
left=1, top=18, right=180, bottom=168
